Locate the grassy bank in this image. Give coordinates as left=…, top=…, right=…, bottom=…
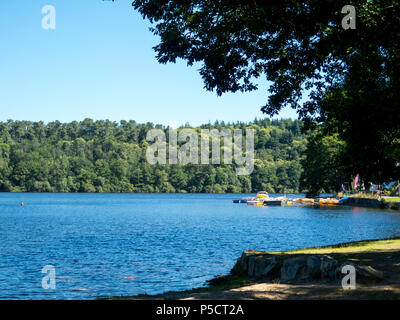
left=280, top=238, right=400, bottom=254
left=110, top=238, right=400, bottom=300
left=384, top=197, right=400, bottom=202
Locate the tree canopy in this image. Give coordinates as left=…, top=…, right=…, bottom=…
left=0, top=119, right=308, bottom=193
left=132, top=0, right=400, bottom=182
left=300, top=132, right=345, bottom=195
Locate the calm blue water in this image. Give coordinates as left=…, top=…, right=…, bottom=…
left=1, top=193, right=400, bottom=300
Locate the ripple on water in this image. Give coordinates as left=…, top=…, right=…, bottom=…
left=1, top=193, right=400, bottom=299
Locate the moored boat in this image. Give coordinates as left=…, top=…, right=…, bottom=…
left=247, top=200, right=265, bottom=206
left=296, top=198, right=315, bottom=204
left=263, top=199, right=283, bottom=206
left=256, top=191, right=269, bottom=198
left=318, top=198, right=339, bottom=205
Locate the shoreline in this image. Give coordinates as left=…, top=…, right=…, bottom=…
left=3, top=191, right=399, bottom=210
left=110, top=238, right=400, bottom=300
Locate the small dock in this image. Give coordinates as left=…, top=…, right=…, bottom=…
left=233, top=198, right=286, bottom=206
left=233, top=199, right=248, bottom=203
left=263, top=199, right=283, bottom=206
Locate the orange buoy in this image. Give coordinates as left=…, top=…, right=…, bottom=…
left=20, top=202, right=24, bottom=206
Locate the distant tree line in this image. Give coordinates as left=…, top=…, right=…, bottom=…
left=0, top=118, right=308, bottom=193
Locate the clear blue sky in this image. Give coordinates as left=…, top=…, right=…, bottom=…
left=0, top=0, right=298, bottom=127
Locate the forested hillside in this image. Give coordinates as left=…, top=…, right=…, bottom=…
left=0, top=119, right=308, bottom=193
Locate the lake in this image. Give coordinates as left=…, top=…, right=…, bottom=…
left=1, top=193, right=400, bottom=299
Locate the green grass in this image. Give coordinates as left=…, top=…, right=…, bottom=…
left=384, top=197, right=400, bottom=202
left=267, top=237, right=400, bottom=255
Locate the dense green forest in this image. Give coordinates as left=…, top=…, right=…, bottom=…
left=132, top=1, right=400, bottom=185
left=0, top=118, right=308, bottom=193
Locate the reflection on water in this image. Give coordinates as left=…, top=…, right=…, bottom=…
left=0, top=193, right=399, bottom=299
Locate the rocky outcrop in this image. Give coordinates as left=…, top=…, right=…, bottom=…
left=231, top=251, right=381, bottom=284
left=279, top=255, right=339, bottom=281
left=320, top=255, right=339, bottom=279
left=254, top=256, right=280, bottom=278
left=336, top=262, right=384, bottom=282
left=280, top=256, right=307, bottom=281
left=232, top=252, right=281, bottom=278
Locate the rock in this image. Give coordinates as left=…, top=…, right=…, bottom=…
left=231, top=250, right=382, bottom=285
left=230, top=260, right=246, bottom=275
left=231, top=251, right=258, bottom=275
left=336, top=262, right=384, bottom=282
left=280, top=256, right=308, bottom=282
left=305, top=255, right=322, bottom=279
left=320, top=255, right=339, bottom=279
left=238, top=251, right=251, bottom=267
left=251, top=256, right=265, bottom=277
left=358, top=265, right=384, bottom=280
left=261, top=256, right=281, bottom=277
left=231, top=252, right=282, bottom=278
left=247, top=255, right=257, bottom=276
left=280, top=255, right=339, bottom=282
left=253, top=256, right=280, bottom=278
